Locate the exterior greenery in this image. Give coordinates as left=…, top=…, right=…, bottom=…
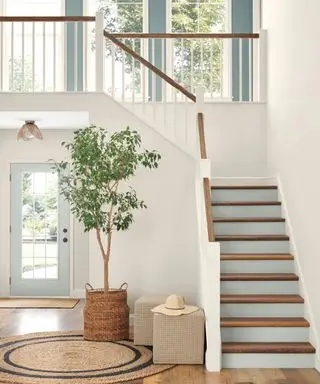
left=97, top=0, right=226, bottom=95
left=53, top=125, right=161, bottom=292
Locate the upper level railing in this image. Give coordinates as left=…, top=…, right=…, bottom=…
left=103, top=31, right=264, bottom=103
left=0, top=16, right=96, bottom=92
left=102, top=25, right=267, bottom=153
left=0, top=12, right=267, bottom=105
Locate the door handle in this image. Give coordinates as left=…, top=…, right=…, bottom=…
left=62, top=237, right=68, bottom=243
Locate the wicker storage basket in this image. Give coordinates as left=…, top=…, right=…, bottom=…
left=83, top=283, right=129, bottom=341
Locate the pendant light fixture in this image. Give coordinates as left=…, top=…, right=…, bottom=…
left=17, top=120, right=43, bottom=141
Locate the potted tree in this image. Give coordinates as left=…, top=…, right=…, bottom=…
left=53, top=125, right=161, bottom=341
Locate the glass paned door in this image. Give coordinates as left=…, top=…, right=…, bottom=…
left=10, top=163, right=70, bottom=296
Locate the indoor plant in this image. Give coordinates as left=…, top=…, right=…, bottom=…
left=53, top=125, right=161, bottom=341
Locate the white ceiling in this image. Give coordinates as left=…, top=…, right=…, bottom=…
left=0, top=111, right=90, bottom=129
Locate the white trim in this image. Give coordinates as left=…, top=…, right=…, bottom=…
left=143, top=0, right=148, bottom=33
left=252, top=0, right=261, bottom=101
left=71, top=289, right=85, bottom=299
left=252, top=0, right=261, bottom=32
left=277, top=175, right=320, bottom=366
left=69, top=213, right=75, bottom=297
left=223, top=0, right=232, bottom=99
left=211, top=176, right=277, bottom=186
left=316, top=356, right=320, bottom=373
left=61, top=0, right=66, bottom=16
left=0, top=161, right=74, bottom=298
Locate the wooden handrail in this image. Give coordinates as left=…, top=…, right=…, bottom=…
left=108, top=32, right=260, bottom=39
left=197, top=112, right=214, bottom=242
left=197, top=113, right=207, bottom=159
left=204, top=177, right=215, bottom=242
left=0, top=16, right=95, bottom=22
left=104, top=30, right=196, bottom=103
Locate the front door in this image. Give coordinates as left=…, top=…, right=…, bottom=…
left=10, top=163, right=70, bottom=296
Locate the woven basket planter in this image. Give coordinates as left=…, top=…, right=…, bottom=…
left=83, top=283, right=129, bottom=341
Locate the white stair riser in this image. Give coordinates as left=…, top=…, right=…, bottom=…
left=213, top=205, right=282, bottom=218
left=212, top=189, right=278, bottom=202
left=221, top=303, right=304, bottom=317
left=222, top=353, right=315, bottom=368
left=215, top=222, right=285, bottom=235
left=221, top=327, right=309, bottom=342
left=220, top=240, right=290, bottom=254
left=221, top=281, right=299, bottom=295
left=221, top=260, right=294, bottom=273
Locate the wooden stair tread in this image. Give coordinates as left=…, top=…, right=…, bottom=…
left=212, top=201, right=281, bottom=206
left=213, top=217, right=285, bottom=223
left=222, top=342, right=315, bottom=354
left=221, top=253, right=294, bottom=260
left=221, top=317, right=310, bottom=327
left=221, top=273, right=298, bottom=281
left=211, top=185, right=278, bottom=190
left=221, top=294, right=304, bottom=303
left=216, top=235, right=289, bottom=241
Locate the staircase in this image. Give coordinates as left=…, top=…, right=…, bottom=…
left=211, top=184, right=316, bottom=368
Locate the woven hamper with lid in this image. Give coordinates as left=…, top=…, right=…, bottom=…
left=153, top=309, right=205, bottom=364
left=134, top=295, right=167, bottom=346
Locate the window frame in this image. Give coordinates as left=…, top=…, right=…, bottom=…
left=166, top=0, right=232, bottom=100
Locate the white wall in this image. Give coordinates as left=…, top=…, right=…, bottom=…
left=0, top=93, right=268, bottom=310
left=88, top=96, right=199, bottom=310
left=204, top=103, right=267, bottom=177
left=0, top=94, right=200, bottom=308
left=0, top=130, right=89, bottom=297
left=128, top=102, right=268, bottom=177
left=263, top=0, right=320, bottom=367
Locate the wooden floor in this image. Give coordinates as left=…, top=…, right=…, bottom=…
left=1, top=300, right=320, bottom=384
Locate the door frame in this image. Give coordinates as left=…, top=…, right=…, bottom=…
left=2, top=160, right=74, bottom=297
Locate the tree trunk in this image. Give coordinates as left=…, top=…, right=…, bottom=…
left=104, top=258, right=109, bottom=293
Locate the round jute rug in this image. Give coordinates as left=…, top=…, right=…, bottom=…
left=0, top=331, right=174, bottom=384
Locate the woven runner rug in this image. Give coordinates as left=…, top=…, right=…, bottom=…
left=0, top=331, right=174, bottom=384
left=0, top=298, right=79, bottom=309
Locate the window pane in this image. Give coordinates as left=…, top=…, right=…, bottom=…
left=20, top=170, right=59, bottom=280
left=171, top=0, right=227, bottom=97
left=22, top=258, right=34, bottom=279
left=96, top=0, right=143, bottom=97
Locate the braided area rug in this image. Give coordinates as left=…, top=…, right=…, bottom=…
left=0, top=331, right=174, bottom=383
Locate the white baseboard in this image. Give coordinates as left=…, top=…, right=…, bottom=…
left=211, top=176, right=277, bottom=186
left=71, top=289, right=85, bottom=299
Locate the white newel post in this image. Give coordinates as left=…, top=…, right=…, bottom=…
left=258, top=29, right=268, bottom=102
left=95, top=12, right=105, bottom=92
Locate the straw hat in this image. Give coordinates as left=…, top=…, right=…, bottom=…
left=151, top=294, right=199, bottom=316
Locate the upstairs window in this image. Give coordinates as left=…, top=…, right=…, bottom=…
left=170, top=0, right=228, bottom=97
left=171, top=0, right=227, bottom=33
left=96, top=0, right=144, bottom=33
